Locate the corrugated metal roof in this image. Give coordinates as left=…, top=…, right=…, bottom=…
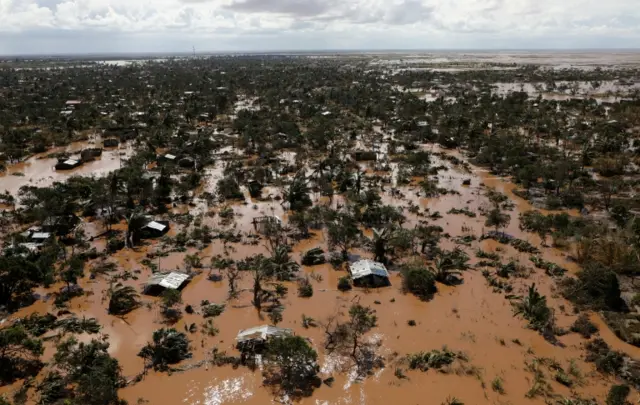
left=164, top=154, right=176, bottom=160
left=31, top=232, right=51, bottom=240
left=147, top=272, right=189, bottom=290
left=145, top=221, right=167, bottom=232
left=63, top=159, right=79, bottom=165
left=349, top=259, right=389, bottom=280
left=236, top=325, right=292, bottom=343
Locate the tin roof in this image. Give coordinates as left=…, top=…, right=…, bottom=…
left=349, top=259, right=389, bottom=280
left=145, top=221, right=167, bottom=232
left=31, top=232, right=51, bottom=240
left=63, top=159, right=79, bottom=165
left=236, top=325, right=292, bottom=343
left=146, top=272, right=189, bottom=290
left=164, top=154, right=176, bottom=160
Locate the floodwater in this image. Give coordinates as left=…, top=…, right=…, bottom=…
left=0, top=139, right=134, bottom=197
left=0, top=139, right=635, bottom=405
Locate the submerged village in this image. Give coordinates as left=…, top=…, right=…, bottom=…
left=2, top=53, right=640, bottom=405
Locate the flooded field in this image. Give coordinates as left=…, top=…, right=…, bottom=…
left=0, top=142, right=628, bottom=405
left=0, top=139, right=134, bottom=198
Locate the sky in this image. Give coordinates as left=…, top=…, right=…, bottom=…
left=1, top=0, right=639, bottom=55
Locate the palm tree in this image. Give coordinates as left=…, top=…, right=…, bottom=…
left=125, top=210, right=147, bottom=248
left=513, top=284, right=552, bottom=331
left=108, top=286, right=140, bottom=315
left=429, top=248, right=469, bottom=285
left=267, top=245, right=299, bottom=281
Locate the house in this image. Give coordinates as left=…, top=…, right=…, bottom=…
left=236, top=325, right=292, bottom=351
left=41, top=215, right=80, bottom=235
left=65, top=100, right=82, bottom=107
left=349, top=259, right=390, bottom=287
left=55, top=158, right=81, bottom=170
left=159, top=153, right=177, bottom=163
left=252, top=216, right=282, bottom=234
left=30, top=232, right=52, bottom=244
left=141, top=220, right=170, bottom=238
left=103, top=138, right=119, bottom=147
left=178, top=156, right=195, bottom=169
left=80, top=148, right=102, bottom=162
left=353, top=151, right=377, bottom=162
left=144, top=271, right=190, bottom=295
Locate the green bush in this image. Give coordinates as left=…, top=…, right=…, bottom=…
left=337, top=276, right=352, bottom=291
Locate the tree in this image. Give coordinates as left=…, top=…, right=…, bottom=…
left=0, top=256, right=42, bottom=311
left=348, top=304, right=377, bottom=358
left=108, top=286, right=141, bottom=315
left=60, top=256, right=85, bottom=290
left=513, top=284, right=553, bottom=332
left=52, top=338, right=125, bottom=405
left=263, top=336, right=319, bottom=397
left=125, top=210, right=147, bottom=248
left=268, top=308, right=283, bottom=326
left=327, top=213, right=361, bottom=258
left=485, top=206, right=511, bottom=234
left=284, top=171, right=312, bottom=211
left=138, top=328, right=191, bottom=371
left=401, top=260, right=437, bottom=300
left=0, top=326, right=44, bottom=384
left=265, top=245, right=299, bottom=281
left=160, top=289, right=182, bottom=321
left=430, top=249, right=469, bottom=285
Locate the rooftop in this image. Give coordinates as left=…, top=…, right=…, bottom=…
left=145, top=221, right=167, bottom=232
left=146, top=272, right=189, bottom=290
left=236, top=325, right=292, bottom=343
left=349, top=259, right=390, bottom=280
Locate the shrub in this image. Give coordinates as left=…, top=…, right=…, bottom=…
left=401, top=260, right=437, bottom=301
left=585, top=338, right=624, bottom=375
left=606, top=385, right=630, bottom=405
left=138, top=328, right=191, bottom=371
left=407, top=347, right=458, bottom=371
left=570, top=314, right=598, bottom=339
left=337, top=276, right=352, bottom=291
left=301, top=248, right=326, bottom=266
left=561, top=264, right=624, bottom=311
left=298, top=278, right=313, bottom=298
left=202, top=303, right=225, bottom=318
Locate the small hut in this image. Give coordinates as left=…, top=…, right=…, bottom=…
left=236, top=325, right=292, bottom=353
left=144, top=271, right=190, bottom=295
left=349, top=259, right=390, bottom=287
left=141, top=220, right=170, bottom=238
left=55, top=158, right=81, bottom=170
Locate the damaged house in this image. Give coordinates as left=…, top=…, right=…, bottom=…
left=144, top=271, right=190, bottom=295
left=349, top=259, right=391, bottom=287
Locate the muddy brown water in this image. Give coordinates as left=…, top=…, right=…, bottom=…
left=0, top=144, right=635, bottom=405
left=0, top=139, right=134, bottom=198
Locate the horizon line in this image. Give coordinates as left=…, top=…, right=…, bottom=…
left=2, top=48, right=640, bottom=59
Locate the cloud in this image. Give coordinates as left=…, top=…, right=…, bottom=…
left=0, top=0, right=639, bottom=54
left=224, top=0, right=335, bottom=17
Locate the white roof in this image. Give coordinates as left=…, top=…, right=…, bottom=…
left=159, top=272, right=189, bottom=289
left=236, top=325, right=292, bottom=343
left=146, top=272, right=189, bottom=290
left=19, top=243, right=42, bottom=251
left=63, top=159, right=79, bottom=165
left=145, top=221, right=166, bottom=232
left=164, top=154, right=176, bottom=160
left=31, top=232, right=51, bottom=240
left=349, top=260, right=390, bottom=280
left=321, top=111, right=331, bottom=116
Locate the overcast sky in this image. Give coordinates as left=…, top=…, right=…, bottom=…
left=1, top=0, right=639, bottom=55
